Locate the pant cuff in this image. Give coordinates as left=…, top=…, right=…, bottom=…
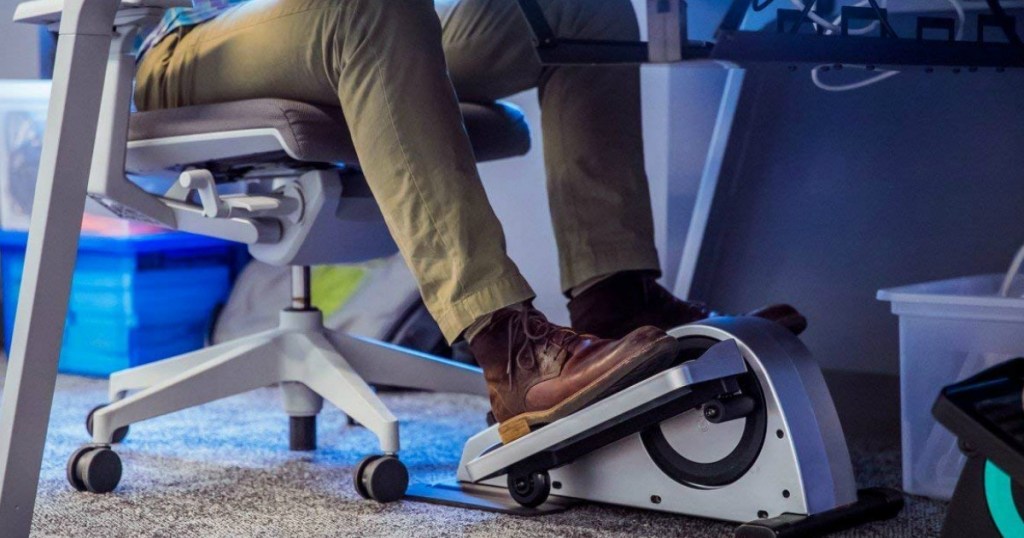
left=432, top=273, right=536, bottom=344
left=560, top=245, right=661, bottom=294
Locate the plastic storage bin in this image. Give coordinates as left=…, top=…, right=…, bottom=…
left=1, top=230, right=246, bottom=377
left=877, top=273, right=1024, bottom=500
left=0, top=79, right=170, bottom=234
left=0, top=80, right=49, bottom=231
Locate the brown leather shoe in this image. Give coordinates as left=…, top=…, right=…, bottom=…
left=568, top=271, right=807, bottom=339
left=468, top=304, right=682, bottom=444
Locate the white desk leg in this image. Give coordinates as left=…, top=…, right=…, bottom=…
left=672, top=68, right=747, bottom=299
left=0, top=26, right=114, bottom=536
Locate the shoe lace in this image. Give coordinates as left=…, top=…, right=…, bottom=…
left=505, top=306, right=582, bottom=390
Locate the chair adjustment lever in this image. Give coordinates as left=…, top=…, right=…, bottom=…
left=178, top=169, right=301, bottom=220
left=179, top=169, right=229, bottom=218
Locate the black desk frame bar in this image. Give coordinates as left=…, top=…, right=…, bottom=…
left=515, top=0, right=1024, bottom=69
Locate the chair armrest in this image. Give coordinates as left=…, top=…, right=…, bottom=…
left=14, top=0, right=191, bottom=27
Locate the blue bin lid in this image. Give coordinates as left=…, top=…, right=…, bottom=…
left=0, top=230, right=239, bottom=253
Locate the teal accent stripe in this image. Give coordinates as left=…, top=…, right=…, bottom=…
left=985, top=460, right=1024, bottom=537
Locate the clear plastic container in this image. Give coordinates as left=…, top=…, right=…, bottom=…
left=878, top=274, right=1024, bottom=500
left=0, top=80, right=50, bottom=231
left=0, top=80, right=168, bottom=235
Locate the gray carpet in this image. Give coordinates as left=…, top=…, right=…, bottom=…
left=0, top=363, right=947, bottom=537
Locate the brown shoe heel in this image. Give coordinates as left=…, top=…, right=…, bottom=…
left=498, top=416, right=539, bottom=444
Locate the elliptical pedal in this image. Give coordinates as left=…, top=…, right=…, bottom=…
left=467, top=340, right=748, bottom=485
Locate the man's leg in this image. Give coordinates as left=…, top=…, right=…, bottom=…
left=136, top=0, right=534, bottom=343
left=439, top=0, right=806, bottom=338
left=440, top=0, right=661, bottom=294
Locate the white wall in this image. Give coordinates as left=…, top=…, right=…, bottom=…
left=0, top=0, right=41, bottom=79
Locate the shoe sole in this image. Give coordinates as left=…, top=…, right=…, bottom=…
left=497, top=338, right=683, bottom=444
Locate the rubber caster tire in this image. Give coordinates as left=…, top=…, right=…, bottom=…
left=67, top=445, right=122, bottom=494
left=86, top=404, right=129, bottom=444
left=354, top=455, right=408, bottom=503
left=508, top=470, right=550, bottom=508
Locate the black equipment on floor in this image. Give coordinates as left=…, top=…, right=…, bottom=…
left=934, top=358, right=1024, bottom=537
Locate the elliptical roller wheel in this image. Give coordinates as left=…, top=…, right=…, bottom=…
left=507, top=469, right=551, bottom=508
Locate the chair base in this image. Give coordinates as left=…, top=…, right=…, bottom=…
left=88, top=306, right=487, bottom=457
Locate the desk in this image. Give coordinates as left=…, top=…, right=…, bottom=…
left=0, top=2, right=133, bottom=536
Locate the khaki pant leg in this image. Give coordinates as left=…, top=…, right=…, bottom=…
left=441, top=0, right=661, bottom=293
left=136, top=0, right=534, bottom=342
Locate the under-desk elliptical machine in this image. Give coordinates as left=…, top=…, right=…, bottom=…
left=409, top=317, right=904, bottom=536
left=407, top=1, right=917, bottom=536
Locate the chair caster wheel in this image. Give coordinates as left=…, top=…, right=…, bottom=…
left=354, top=455, right=408, bottom=503
left=67, top=445, right=122, bottom=494
left=507, top=469, right=550, bottom=508
left=86, top=404, right=129, bottom=444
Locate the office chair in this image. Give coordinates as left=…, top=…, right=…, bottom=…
left=8, top=0, right=530, bottom=504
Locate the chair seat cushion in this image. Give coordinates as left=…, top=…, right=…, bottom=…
left=128, top=98, right=531, bottom=165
